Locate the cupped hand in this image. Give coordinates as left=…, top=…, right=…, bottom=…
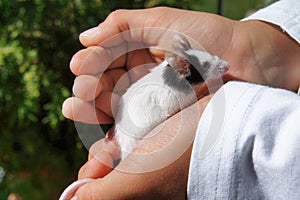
left=62, top=7, right=300, bottom=124
left=73, top=95, right=210, bottom=199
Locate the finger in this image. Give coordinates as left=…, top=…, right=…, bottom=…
left=70, top=45, right=126, bottom=76
left=126, top=62, right=158, bottom=85
left=95, top=91, right=121, bottom=118
left=72, top=71, right=119, bottom=102
left=149, top=46, right=165, bottom=60
left=79, top=138, right=120, bottom=179
left=125, top=49, right=157, bottom=83
left=59, top=178, right=94, bottom=200
left=78, top=11, right=136, bottom=47
left=72, top=75, right=103, bottom=101
left=78, top=151, right=113, bottom=179
left=75, top=178, right=108, bottom=200
left=79, top=9, right=167, bottom=47
left=105, top=68, right=130, bottom=93
left=75, top=172, right=141, bottom=200
left=62, top=97, right=113, bottom=124
left=88, top=136, right=120, bottom=161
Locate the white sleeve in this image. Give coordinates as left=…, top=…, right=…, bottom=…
left=187, top=81, right=300, bottom=199
left=243, top=0, right=300, bottom=43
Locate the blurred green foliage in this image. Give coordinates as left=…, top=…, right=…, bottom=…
left=0, top=0, right=276, bottom=199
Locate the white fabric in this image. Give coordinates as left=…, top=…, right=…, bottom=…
left=243, top=0, right=300, bottom=43
left=188, top=1, right=300, bottom=198
left=188, top=81, right=300, bottom=199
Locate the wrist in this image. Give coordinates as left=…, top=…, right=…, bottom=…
left=239, top=20, right=300, bottom=91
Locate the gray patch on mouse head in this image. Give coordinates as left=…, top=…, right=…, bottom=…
left=170, top=34, right=230, bottom=80
left=163, top=34, right=229, bottom=92
left=162, top=65, right=194, bottom=94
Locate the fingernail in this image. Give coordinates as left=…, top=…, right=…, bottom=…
left=80, top=27, right=98, bottom=37
left=71, top=197, right=77, bottom=200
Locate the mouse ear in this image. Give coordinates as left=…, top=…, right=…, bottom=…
left=172, top=34, right=192, bottom=52
left=165, top=51, right=190, bottom=72
left=165, top=34, right=192, bottom=69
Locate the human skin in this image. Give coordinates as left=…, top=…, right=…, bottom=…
left=61, top=7, right=300, bottom=199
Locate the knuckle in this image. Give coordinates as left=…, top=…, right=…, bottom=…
left=89, top=139, right=104, bottom=157
left=107, top=9, right=127, bottom=23
left=78, top=165, right=86, bottom=178
left=105, top=9, right=130, bottom=32
left=150, top=6, right=172, bottom=15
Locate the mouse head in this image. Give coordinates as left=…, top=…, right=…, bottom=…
left=165, top=34, right=230, bottom=84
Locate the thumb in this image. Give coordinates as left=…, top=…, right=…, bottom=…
left=74, top=171, right=142, bottom=200
left=74, top=179, right=105, bottom=200
left=79, top=9, right=148, bottom=47
left=78, top=8, right=172, bottom=48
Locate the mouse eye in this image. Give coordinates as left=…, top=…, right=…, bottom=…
left=201, top=61, right=210, bottom=69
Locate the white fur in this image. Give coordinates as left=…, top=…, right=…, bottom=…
left=114, top=61, right=197, bottom=159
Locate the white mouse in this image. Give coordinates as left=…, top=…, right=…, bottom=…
left=114, top=34, right=230, bottom=159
